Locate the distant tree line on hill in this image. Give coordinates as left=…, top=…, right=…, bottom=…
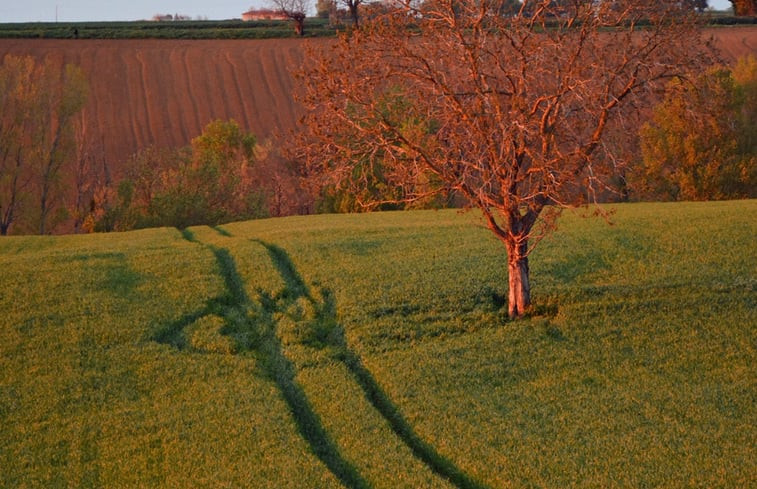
left=0, top=0, right=755, bottom=40
left=0, top=18, right=339, bottom=40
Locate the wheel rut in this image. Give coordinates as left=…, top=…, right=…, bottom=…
left=156, top=228, right=368, bottom=489
left=155, top=227, right=487, bottom=489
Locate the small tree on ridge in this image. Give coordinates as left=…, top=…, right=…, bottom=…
left=270, top=0, right=309, bottom=35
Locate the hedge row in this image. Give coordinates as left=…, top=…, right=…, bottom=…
left=0, top=19, right=340, bottom=39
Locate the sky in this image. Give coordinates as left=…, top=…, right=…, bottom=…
left=0, top=1, right=735, bottom=23
left=0, top=1, right=272, bottom=23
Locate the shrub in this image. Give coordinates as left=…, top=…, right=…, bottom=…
left=635, top=55, right=757, bottom=200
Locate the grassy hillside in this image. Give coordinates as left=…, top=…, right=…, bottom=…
left=1, top=201, right=755, bottom=488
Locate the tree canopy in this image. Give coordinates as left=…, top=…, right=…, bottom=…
left=299, top=0, right=714, bottom=318
left=93, top=119, right=267, bottom=231
left=730, top=0, right=757, bottom=16
left=637, top=55, right=757, bottom=201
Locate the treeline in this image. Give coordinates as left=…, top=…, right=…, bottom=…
left=90, top=120, right=272, bottom=232
left=0, top=19, right=337, bottom=40
left=0, top=55, right=88, bottom=235
left=1, top=14, right=756, bottom=40
left=634, top=56, right=757, bottom=201
left=1, top=53, right=755, bottom=236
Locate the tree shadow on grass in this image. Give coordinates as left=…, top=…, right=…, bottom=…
left=255, top=239, right=489, bottom=489
left=155, top=228, right=370, bottom=489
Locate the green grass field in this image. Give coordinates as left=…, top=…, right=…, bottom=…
left=1, top=201, right=755, bottom=488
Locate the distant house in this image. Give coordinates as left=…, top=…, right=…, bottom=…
left=241, top=9, right=289, bottom=21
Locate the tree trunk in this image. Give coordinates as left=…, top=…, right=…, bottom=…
left=506, top=241, right=531, bottom=318
left=292, top=14, right=305, bottom=36
left=39, top=187, right=48, bottom=235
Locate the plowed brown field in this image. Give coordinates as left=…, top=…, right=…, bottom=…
left=1, top=28, right=755, bottom=165
left=0, top=38, right=308, bottom=165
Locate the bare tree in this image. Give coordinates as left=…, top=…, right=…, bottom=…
left=299, top=0, right=714, bottom=318
left=270, top=0, right=309, bottom=35
left=35, top=61, right=89, bottom=235
left=341, top=0, right=363, bottom=27
left=0, top=56, right=36, bottom=235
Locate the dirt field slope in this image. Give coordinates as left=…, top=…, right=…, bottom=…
left=0, top=38, right=308, bottom=166
left=0, top=28, right=755, bottom=166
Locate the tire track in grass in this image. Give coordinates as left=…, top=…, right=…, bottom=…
left=156, top=228, right=369, bottom=489
left=254, top=239, right=489, bottom=489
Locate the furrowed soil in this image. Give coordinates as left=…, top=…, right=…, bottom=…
left=0, top=38, right=307, bottom=168
left=0, top=27, right=755, bottom=168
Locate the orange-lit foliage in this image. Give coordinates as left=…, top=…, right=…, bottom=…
left=730, top=0, right=757, bottom=16
left=638, top=55, right=757, bottom=201
left=93, top=120, right=267, bottom=231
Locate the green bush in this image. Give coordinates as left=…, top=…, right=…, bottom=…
left=635, top=55, right=757, bottom=200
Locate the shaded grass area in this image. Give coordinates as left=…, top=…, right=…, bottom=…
left=1, top=201, right=755, bottom=487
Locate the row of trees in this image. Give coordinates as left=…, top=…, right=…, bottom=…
left=0, top=55, right=88, bottom=235
left=2, top=33, right=753, bottom=236
left=277, top=0, right=757, bottom=36
left=304, top=50, right=757, bottom=211
left=637, top=55, right=757, bottom=201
